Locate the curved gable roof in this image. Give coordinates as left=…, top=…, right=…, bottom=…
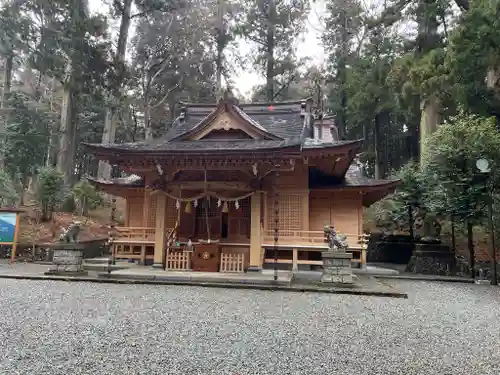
left=170, top=99, right=282, bottom=141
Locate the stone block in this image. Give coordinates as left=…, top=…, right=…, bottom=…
left=45, top=244, right=87, bottom=276
left=321, top=251, right=354, bottom=285
left=341, top=274, right=353, bottom=283
left=321, top=274, right=343, bottom=283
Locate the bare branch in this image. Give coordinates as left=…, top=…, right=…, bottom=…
left=147, top=57, right=170, bottom=89
left=150, top=78, right=182, bottom=109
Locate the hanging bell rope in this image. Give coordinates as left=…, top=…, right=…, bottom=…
left=203, top=168, right=211, bottom=242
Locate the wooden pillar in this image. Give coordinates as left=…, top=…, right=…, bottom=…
left=152, top=193, right=167, bottom=268
left=302, top=190, right=309, bottom=231
left=8, top=212, right=21, bottom=264
left=142, top=188, right=150, bottom=227
left=292, top=248, right=298, bottom=272
left=248, top=192, right=262, bottom=272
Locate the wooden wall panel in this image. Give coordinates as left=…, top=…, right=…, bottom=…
left=126, top=197, right=144, bottom=227
left=273, top=165, right=308, bottom=190
left=330, top=195, right=360, bottom=237
left=309, top=195, right=332, bottom=231
left=309, top=191, right=362, bottom=238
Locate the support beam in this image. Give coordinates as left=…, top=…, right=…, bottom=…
left=142, top=188, right=150, bottom=227
left=152, top=193, right=167, bottom=268
left=248, top=192, right=262, bottom=271
left=302, top=191, right=309, bottom=231
left=292, top=248, right=298, bottom=272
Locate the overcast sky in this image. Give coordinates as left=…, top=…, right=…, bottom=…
left=88, top=0, right=327, bottom=98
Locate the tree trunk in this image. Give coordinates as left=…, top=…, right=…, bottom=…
left=56, top=60, right=77, bottom=185
left=419, top=96, right=440, bottom=161
left=486, top=67, right=500, bottom=128
left=97, top=109, right=115, bottom=179
left=266, top=0, right=275, bottom=102
left=144, top=103, right=153, bottom=141
left=215, top=0, right=225, bottom=98
left=0, top=54, right=14, bottom=168
left=97, top=0, right=133, bottom=180
left=336, top=8, right=349, bottom=140
left=45, top=78, right=59, bottom=167
left=48, top=119, right=60, bottom=168
left=19, top=172, right=29, bottom=206
left=467, top=221, right=475, bottom=278
left=374, top=113, right=382, bottom=179
left=336, top=78, right=347, bottom=140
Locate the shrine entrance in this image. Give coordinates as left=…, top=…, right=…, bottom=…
left=192, top=197, right=250, bottom=242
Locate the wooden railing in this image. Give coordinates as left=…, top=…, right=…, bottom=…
left=262, top=230, right=369, bottom=249
left=114, top=227, right=156, bottom=242
left=220, top=253, right=245, bottom=273
left=166, top=251, right=190, bottom=270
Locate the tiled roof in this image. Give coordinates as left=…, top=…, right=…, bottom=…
left=89, top=138, right=304, bottom=152
left=84, top=99, right=372, bottom=159
left=163, top=100, right=307, bottom=141
left=87, top=175, right=145, bottom=187
left=344, top=163, right=400, bottom=187
left=301, top=138, right=363, bottom=150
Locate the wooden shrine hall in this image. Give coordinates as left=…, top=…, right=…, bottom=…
left=85, top=97, right=399, bottom=273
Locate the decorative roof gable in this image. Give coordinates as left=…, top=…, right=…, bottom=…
left=171, top=99, right=283, bottom=141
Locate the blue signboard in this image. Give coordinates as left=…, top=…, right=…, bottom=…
left=0, top=212, right=16, bottom=243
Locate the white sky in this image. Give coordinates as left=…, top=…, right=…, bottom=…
left=88, top=0, right=327, bottom=98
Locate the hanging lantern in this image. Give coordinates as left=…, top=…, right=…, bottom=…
left=217, top=199, right=221, bottom=208
left=176, top=200, right=180, bottom=210
left=222, top=201, right=229, bottom=213
left=235, top=200, right=240, bottom=210
left=184, top=201, right=192, bottom=214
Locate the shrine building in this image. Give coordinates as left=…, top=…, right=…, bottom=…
left=85, top=98, right=399, bottom=273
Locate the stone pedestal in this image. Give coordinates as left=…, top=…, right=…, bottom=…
left=321, top=251, right=354, bottom=284
left=45, top=243, right=88, bottom=276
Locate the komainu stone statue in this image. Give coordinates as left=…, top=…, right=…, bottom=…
left=324, top=225, right=348, bottom=252
left=59, top=221, right=82, bottom=243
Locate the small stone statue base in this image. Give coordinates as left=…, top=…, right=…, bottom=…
left=321, top=251, right=354, bottom=285
left=45, top=243, right=88, bottom=276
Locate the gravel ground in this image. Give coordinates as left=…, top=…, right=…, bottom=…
left=0, top=279, right=499, bottom=375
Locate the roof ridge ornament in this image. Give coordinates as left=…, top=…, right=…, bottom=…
left=179, top=106, right=187, bottom=121
left=300, top=101, right=307, bottom=117
left=217, top=89, right=239, bottom=107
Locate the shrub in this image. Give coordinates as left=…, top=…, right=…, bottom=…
left=35, top=167, right=66, bottom=221
left=72, top=180, right=103, bottom=216
left=0, top=169, right=19, bottom=207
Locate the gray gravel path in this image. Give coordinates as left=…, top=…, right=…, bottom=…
left=0, top=279, right=499, bottom=375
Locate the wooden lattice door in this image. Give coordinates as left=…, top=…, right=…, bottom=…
left=228, top=197, right=250, bottom=240
left=194, top=197, right=221, bottom=240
